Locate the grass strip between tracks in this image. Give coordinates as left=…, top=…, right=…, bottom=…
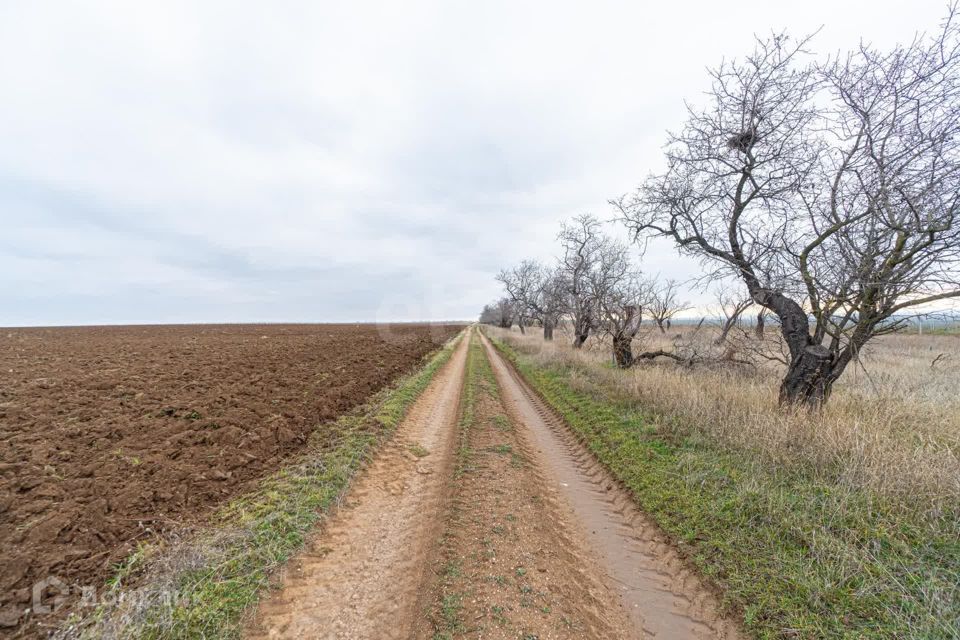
left=61, top=330, right=466, bottom=640
left=486, top=332, right=960, bottom=640
left=425, top=329, right=492, bottom=638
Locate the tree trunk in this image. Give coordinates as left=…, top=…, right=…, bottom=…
left=612, top=332, right=634, bottom=368
left=572, top=313, right=591, bottom=349
left=746, top=286, right=835, bottom=408
left=518, top=316, right=526, bottom=335
left=715, top=317, right=738, bottom=344
left=755, top=311, right=765, bottom=339
left=543, top=318, right=554, bottom=341
left=779, top=345, right=835, bottom=408
left=655, top=319, right=666, bottom=334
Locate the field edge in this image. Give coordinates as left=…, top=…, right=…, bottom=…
left=55, top=327, right=467, bottom=640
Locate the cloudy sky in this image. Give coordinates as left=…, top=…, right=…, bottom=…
left=0, top=1, right=949, bottom=325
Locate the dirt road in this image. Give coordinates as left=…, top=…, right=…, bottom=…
left=413, top=332, right=634, bottom=639
left=479, top=332, right=743, bottom=640
left=247, top=329, right=742, bottom=639
left=246, top=332, right=469, bottom=639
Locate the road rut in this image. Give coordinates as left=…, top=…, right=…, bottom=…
left=415, top=332, right=636, bottom=638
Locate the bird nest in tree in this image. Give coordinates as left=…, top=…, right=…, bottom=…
left=726, top=129, right=758, bottom=152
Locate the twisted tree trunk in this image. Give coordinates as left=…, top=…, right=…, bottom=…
left=612, top=333, right=634, bottom=367
left=748, top=287, right=839, bottom=408
left=543, top=317, right=554, bottom=340
left=779, top=345, right=836, bottom=407
left=572, top=312, right=591, bottom=349
left=611, top=305, right=643, bottom=369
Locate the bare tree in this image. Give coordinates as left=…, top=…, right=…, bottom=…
left=478, top=302, right=500, bottom=325
left=497, top=261, right=537, bottom=334
left=496, top=297, right=517, bottom=329
left=584, top=234, right=637, bottom=365
left=497, top=261, right=566, bottom=340
left=556, top=214, right=605, bottom=348
left=536, top=268, right=567, bottom=340
left=755, top=309, right=767, bottom=339
left=615, top=14, right=960, bottom=407
left=647, top=279, right=689, bottom=333
left=710, top=282, right=753, bottom=344
left=480, top=298, right=515, bottom=329
left=596, top=274, right=652, bottom=367
left=557, top=215, right=635, bottom=349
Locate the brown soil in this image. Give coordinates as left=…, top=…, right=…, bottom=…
left=0, top=323, right=461, bottom=638
left=246, top=329, right=469, bottom=639
left=416, top=335, right=635, bottom=639
left=480, top=331, right=744, bottom=639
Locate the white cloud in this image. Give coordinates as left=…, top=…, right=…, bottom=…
left=0, top=0, right=948, bottom=324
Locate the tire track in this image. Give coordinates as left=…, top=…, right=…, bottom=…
left=415, top=332, right=636, bottom=639
left=479, top=332, right=745, bottom=640
left=245, top=333, right=469, bottom=640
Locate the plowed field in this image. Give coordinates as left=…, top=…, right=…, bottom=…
left=0, top=323, right=461, bottom=637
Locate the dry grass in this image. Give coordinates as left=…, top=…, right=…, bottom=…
left=488, top=329, right=959, bottom=638
left=490, top=325, right=960, bottom=508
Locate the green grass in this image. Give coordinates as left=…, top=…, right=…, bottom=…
left=409, top=443, right=431, bottom=458
left=438, top=593, right=465, bottom=637
left=490, top=414, right=511, bottom=431
left=72, top=330, right=465, bottom=640
left=452, top=333, right=480, bottom=479
left=430, top=330, right=485, bottom=639
left=429, top=330, right=518, bottom=639
left=487, top=334, right=960, bottom=640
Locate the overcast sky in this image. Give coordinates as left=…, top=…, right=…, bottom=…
left=0, top=1, right=949, bottom=326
